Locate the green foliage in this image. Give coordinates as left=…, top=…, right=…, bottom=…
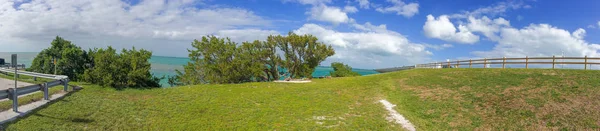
left=29, top=36, right=160, bottom=89
left=329, top=62, right=360, bottom=77
left=176, top=36, right=274, bottom=84
left=270, top=32, right=335, bottom=79
left=175, top=32, right=335, bottom=85
left=83, top=46, right=161, bottom=89
left=29, top=36, right=89, bottom=80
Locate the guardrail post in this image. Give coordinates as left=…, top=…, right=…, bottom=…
left=43, top=83, right=49, bottom=100
left=484, top=58, right=487, bottom=68
left=10, top=88, right=18, bottom=112
left=33, top=76, right=37, bottom=81
left=584, top=55, right=588, bottom=70
left=502, top=57, right=506, bottom=69
left=552, top=55, right=555, bottom=69
left=63, top=79, right=69, bottom=91
left=447, top=61, right=450, bottom=68
left=526, top=56, right=529, bottom=69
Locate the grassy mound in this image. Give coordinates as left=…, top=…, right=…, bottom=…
left=3, top=69, right=600, bottom=130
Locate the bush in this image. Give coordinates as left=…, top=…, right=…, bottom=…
left=329, top=62, right=360, bottom=77
left=83, top=47, right=161, bottom=89
left=175, top=33, right=335, bottom=85
left=30, top=36, right=160, bottom=89
left=29, top=36, right=89, bottom=80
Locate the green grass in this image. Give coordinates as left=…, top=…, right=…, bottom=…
left=3, top=69, right=600, bottom=130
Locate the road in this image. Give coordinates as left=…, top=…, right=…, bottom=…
left=0, top=77, right=33, bottom=91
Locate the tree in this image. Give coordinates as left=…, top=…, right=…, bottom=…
left=83, top=47, right=161, bottom=89
left=329, top=62, right=360, bottom=77
left=176, top=36, right=254, bottom=84
left=272, top=32, right=335, bottom=79
left=29, top=36, right=89, bottom=80
left=174, top=33, right=335, bottom=85
left=30, top=36, right=161, bottom=89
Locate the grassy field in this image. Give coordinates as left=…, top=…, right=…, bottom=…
left=3, top=69, right=600, bottom=130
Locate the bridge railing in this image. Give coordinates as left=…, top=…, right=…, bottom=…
left=416, top=56, right=600, bottom=70
left=0, top=67, right=69, bottom=112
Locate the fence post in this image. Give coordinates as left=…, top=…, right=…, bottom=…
left=33, top=76, right=37, bottom=81
left=526, top=56, right=529, bottom=69
left=43, top=83, right=49, bottom=100
left=484, top=58, right=487, bottom=68
left=469, top=59, right=472, bottom=68
left=552, top=55, right=555, bottom=69
left=456, top=60, right=459, bottom=68
left=584, top=55, right=588, bottom=70
left=447, top=61, right=450, bottom=68
left=503, top=57, right=506, bottom=69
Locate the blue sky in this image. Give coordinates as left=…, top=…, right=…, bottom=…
left=1, top=0, right=599, bottom=69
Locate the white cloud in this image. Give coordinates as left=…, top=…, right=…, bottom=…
left=294, top=23, right=432, bottom=68
left=356, top=0, right=370, bottom=9
left=423, top=15, right=479, bottom=44
left=572, top=28, right=586, bottom=40
left=308, top=4, right=350, bottom=24
left=217, top=29, right=280, bottom=43
left=375, top=0, right=419, bottom=17
left=284, top=0, right=332, bottom=5
left=0, top=0, right=273, bottom=57
left=450, top=1, right=527, bottom=18
left=466, top=16, right=510, bottom=41
left=598, top=21, right=600, bottom=27
left=472, top=24, right=600, bottom=58
left=424, top=44, right=453, bottom=50
left=343, top=6, right=358, bottom=13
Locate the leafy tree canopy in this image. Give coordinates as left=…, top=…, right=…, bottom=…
left=329, top=62, right=360, bottom=77
left=29, top=36, right=160, bottom=89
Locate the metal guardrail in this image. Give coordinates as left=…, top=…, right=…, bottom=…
left=0, top=67, right=69, bottom=112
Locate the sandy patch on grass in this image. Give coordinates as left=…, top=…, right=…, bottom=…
left=379, top=100, right=416, bottom=131
left=273, top=80, right=311, bottom=83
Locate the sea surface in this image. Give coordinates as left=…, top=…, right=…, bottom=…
left=1, top=52, right=379, bottom=87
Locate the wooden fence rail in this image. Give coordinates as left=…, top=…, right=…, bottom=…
left=415, top=56, right=599, bottom=70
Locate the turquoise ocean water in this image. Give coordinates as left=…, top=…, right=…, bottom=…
left=1, top=52, right=379, bottom=87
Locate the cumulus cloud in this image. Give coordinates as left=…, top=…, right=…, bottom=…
left=472, top=24, right=600, bottom=58
left=216, top=29, right=280, bottom=43
left=466, top=16, right=510, bottom=41
left=424, top=44, right=453, bottom=50
left=450, top=1, right=527, bottom=18
left=0, top=0, right=274, bottom=56
left=308, top=4, right=350, bottom=24
left=375, top=0, right=419, bottom=17
left=284, top=0, right=332, bottom=5
left=294, top=23, right=432, bottom=68
left=343, top=6, right=358, bottom=13
left=423, top=15, right=479, bottom=44
left=356, top=0, right=370, bottom=9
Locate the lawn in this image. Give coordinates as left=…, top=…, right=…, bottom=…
left=3, top=69, right=600, bottom=130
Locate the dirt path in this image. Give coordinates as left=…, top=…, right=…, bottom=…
left=380, top=99, right=416, bottom=131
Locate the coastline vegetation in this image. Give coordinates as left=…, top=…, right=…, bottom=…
left=171, top=32, right=335, bottom=86
left=28, top=36, right=161, bottom=89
